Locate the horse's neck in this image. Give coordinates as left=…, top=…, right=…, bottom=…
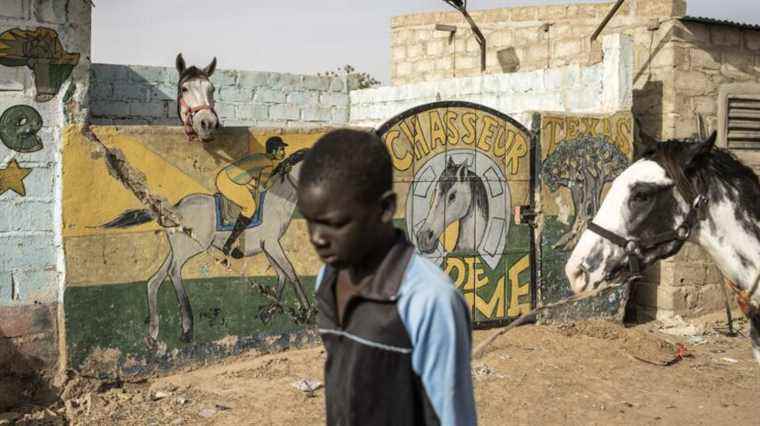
left=694, top=182, right=760, bottom=296
left=456, top=191, right=488, bottom=251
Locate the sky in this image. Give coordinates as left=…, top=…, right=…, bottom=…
left=92, top=1, right=760, bottom=84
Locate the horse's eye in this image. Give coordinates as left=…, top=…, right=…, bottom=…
left=632, top=192, right=650, bottom=203
left=448, top=192, right=456, bottom=203
left=181, top=87, right=189, bottom=93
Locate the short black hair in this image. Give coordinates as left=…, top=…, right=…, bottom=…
left=299, top=128, right=393, bottom=203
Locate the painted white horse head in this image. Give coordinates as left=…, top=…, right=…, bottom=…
left=565, top=131, right=760, bottom=364
left=175, top=53, right=219, bottom=142
left=416, top=156, right=488, bottom=254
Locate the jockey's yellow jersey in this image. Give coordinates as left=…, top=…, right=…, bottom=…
left=223, top=153, right=278, bottom=186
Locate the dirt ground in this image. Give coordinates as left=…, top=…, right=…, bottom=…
left=5, top=313, right=760, bottom=425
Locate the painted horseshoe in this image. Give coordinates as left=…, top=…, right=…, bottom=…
left=0, top=105, right=43, bottom=153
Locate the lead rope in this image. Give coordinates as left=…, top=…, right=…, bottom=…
left=472, top=275, right=638, bottom=359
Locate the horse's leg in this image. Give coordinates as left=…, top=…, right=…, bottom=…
left=168, top=238, right=199, bottom=343
left=750, top=312, right=760, bottom=365
left=261, top=240, right=310, bottom=309
left=146, top=250, right=173, bottom=350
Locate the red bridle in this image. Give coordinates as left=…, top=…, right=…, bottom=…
left=178, top=93, right=219, bottom=141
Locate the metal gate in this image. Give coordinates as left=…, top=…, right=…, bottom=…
left=376, top=101, right=535, bottom=327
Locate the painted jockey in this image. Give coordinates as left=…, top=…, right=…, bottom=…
left=216, top=136, right=288, bottom=259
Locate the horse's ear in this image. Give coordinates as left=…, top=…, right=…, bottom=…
left=680, top=130, right=716, bottom=167
left=447, top=156, right=455, bottom=167
left=456, top=164, right=468, bottom=180
left=203, top=57, right=217, bottom=76
left=176, top=53, right=186, bottom=75
left=634, top=118, right=657, bottom=159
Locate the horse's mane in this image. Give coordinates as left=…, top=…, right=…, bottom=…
left=272, top=148, right=309, bottom=182
left=649, top=139, right=760, bottom=220
left=438, top=161, right=489, bottom=221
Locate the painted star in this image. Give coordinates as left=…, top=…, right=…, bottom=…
left=0, top=159, right=32, bottom=196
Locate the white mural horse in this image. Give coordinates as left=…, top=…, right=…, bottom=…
left=103, top=151, right=312, bottom=351
left=565, top=131, right=760, bottom=364
left=415, top=156, right=490, bottom=256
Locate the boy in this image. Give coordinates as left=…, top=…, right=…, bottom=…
left=297, top=128, right=477, bottom=426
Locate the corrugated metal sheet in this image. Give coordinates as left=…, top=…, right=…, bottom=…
left=680, top=16, right=760, bottom=32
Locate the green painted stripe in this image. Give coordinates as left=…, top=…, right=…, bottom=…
left=64, top=276, right=315, bottom=369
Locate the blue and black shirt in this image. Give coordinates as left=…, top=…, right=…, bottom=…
left=316, top=232, right=477, bottom=426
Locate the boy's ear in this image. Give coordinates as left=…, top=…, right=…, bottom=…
left=379, top=190, right=397, bottom=223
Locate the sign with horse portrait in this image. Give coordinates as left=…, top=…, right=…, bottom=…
left=377, top=102, right=535, bottom=326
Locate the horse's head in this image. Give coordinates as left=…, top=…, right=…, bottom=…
left=416, top=157, right=474, bottom=253
left=565, top=131, right=717, bottom=294
left=176, top=53, right=219, bottom=142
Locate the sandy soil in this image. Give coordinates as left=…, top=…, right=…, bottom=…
left=7, top=313, right=760, bottom=425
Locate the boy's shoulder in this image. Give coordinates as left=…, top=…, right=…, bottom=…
left=398, top=253, right=460, bottom=301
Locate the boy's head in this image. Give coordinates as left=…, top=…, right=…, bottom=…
left=297, top=128, right=396, bottom=269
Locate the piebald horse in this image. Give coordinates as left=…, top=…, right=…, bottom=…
left=566, top=131, right=760, bottom=364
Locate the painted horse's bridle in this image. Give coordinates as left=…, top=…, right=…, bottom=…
left=178, top=83, right=219, bottom=141
left=586, top=193, right=708, bottom=276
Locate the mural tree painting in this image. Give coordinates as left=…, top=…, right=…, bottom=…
left=543, top=135, right=628, bottom=251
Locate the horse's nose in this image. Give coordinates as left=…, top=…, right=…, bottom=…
left=201, top=118, right=212, bottom=130
left=565, top=257, right=588, bottom=294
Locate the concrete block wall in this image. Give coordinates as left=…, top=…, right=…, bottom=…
left=0, top=0, right=91, bottom=388
left=386, top=0, right=760, bottom=320
left=90, top=64, right=351, bottom=128
left=633, top=19, right=760, bottom=319
left=351, top=34, right=633, bottom=130
left=389, top=0, right=686, bottom=85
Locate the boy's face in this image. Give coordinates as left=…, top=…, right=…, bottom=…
left=297, top=183, right=394, bottom=269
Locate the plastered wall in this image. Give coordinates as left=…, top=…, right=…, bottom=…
left=0, top=0, right=91, bottom=400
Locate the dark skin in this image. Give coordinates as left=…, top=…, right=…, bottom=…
left=297, top=182, right=397, bottom=286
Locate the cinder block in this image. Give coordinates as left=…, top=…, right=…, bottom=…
left=212, top=70, right=238, bottom=87
left=319, top=92, right=349, bottom=107
left=301, top=106, right=333, bottom=122
left=89, top=81, right=112, bottom=101
left=302, top=75, right=331, bottom=91
left=0, top=0, right=27, bottom=20
left=0, top=234, right=56, bottom=271
left=237, top=104, right=269, bottom=122
left=286, top=91, right=318, bottom=106
left=0, top=199, right=54, bottom=233
left=0, top=269, right=58, bottom=305
left=268, top=73, right=303, bottom=90
left=0, top=164, right=54, bottom=201
left=113, top=82, right=147, bottom=102
left=269, top=104, right=300, bottom=121
left=215, top=102, right=237, bottom=120
left=127, top=66, right=169, bottom=84
left=129, top=102, right=165, bottom=118
left=91, top=64, right=129, bottom=83
left=30, top=0, right=67, bottom=24
left=254, top=88, right=286, bottom=104
left=331, top=107, right=349, bottom=124
left=238, top=71, right=271, bottom=88
left=219, top=87, right=252, bottom=103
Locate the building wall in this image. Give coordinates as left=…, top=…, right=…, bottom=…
left=388, top=0, right=760, bottom=319
left=635, top=19, right=760, bottom=319
left=90, top=64, right=352, bottom=128
left=0, top=0, right=91, bottom=401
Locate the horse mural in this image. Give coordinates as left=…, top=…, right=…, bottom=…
left=416, top=157, right=489, bottom=254
left=411, top=152, right=511, bottom=270
left=565, top=131, right=760, bottom=364
left=175, top=53, right=220, bottom=142
left=102, top=149, right=312, bottom=351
